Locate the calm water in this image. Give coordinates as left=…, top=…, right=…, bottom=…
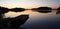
left=4, top=10, right=60, bottom=29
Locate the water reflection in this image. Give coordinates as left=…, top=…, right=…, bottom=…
left=21, top=10, right=60, bottom=29
left=0, top=8, right=60, bottom=29
left=3, top=10, right=60, bottom=29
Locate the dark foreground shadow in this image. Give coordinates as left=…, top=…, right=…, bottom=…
left=31, top=7, right=52, bottom=13
left=0, top=14, right=29, bottom=29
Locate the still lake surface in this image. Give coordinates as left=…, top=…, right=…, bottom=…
left=4, top=10, right=60, bottom=29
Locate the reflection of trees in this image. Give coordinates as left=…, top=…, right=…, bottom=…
left=10, top=8, right=25, bottom=12
left=31, top=7, right=52, bottom=13
left=56, top=7, right=60, bottom=14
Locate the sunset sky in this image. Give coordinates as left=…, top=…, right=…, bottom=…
left=0, top=0, right=59, bottom=20
left=0, top=0, right=60, bottom=9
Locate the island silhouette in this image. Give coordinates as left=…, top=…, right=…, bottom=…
left=31, top=7, right=52, bottom=13
left=56, top=7, right=60, bottom=14
left=9, top=8, right=25, bottom=12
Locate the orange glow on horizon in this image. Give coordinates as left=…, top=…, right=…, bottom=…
left=0, top=3, right=59, bottom=9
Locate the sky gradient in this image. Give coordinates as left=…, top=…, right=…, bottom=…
left=0, top=0, right=60, bottom=9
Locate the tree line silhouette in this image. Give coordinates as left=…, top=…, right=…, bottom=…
left=31, top=7, right=52, bottom=13
left=0, top=6, right=60, bottom=14
left=31, top=7, right=60, bottom=14
left=56, top=7, right=60, bottom=14
left=0, top=6, right=9, bottom=19
left=9, top=8, right=25, bottom=12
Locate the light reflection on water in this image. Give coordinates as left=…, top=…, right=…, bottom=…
left=22, top=13, right=60, bottom=29
left=4, top=10, right=60, bottom=29
left=4, top=10, right=57, bottom=18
